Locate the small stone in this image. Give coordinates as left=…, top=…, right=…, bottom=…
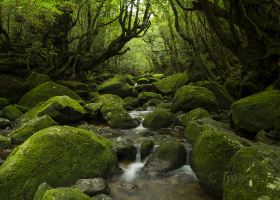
left=73, top=178, right=110, bottom=197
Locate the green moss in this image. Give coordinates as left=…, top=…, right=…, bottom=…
left=2, top=105, right=23, bottom=121
left=0, top=98, right=9, bottom=109
left=0, top=126, right=117, bottom=200
left=0, top=118, right=11, bottom=129
left=57, top=81, right=90, bottom=91
left=19, top=82, right=82, bottom=108
left=224, top=144, right=280, bottom=200
left=124, top=97, right=139, bottom=110
left=180, top=108, right=210, bottom=126
left=137, top=77, right=150, bottom=84
left=84, top=103, right=102, bottom=121
left=42, top=188, right=92, bottom=200
left=153, top=72, right=189, bottom=94
left=191, top=124, right=250, bottom=197
left=143, top=109, right=174, bottom=129
left=20, top=96, right=86, bottom=125
left=24, top=72, right=50, bottom=90
left=8, top=115, right=58, bottom=144
left=0, top=135, right=11, bottom=151
left=34, top=183, right=53, bottom=200
left=137, top=92, right=163, bottom=105
left=193, top=81, right=234, bottom=110
left=140, top=140, right=154, bottom=160
left=172, top=85, right=218, bottom=113
left=231, top=89, right=280, bottom=133
left=99, top=75, right=137, bottom=98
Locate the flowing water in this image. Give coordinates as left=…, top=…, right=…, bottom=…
left=107, top=108, right=216, bottom=200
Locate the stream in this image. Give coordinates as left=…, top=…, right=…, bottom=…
left=106, top=108, right=216, bottom=200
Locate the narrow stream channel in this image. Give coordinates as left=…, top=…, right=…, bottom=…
left=107, top=108, right=216, bottom=200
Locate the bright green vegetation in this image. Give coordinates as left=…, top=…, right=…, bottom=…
left=41, top=188, right=92, bottom=200
left=0, top=126, right=117, bottom=200
left=143, top=108, right=174, bottom=129
left=231, top=90, right=280, bottom=133
left=2, top=105, right=23, bottom=121
left=19, top=82, right=82, bottom=109
left=0, top=135, right=11, bottom=151
left=172, top=85, right=218, bottom=113
left=224, top=144, right=280, bottom=200
left=179, top=108, right=210, bottom=126
left=19, top=96, right=86, bottom=125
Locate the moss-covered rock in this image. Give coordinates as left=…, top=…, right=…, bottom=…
left=24, top=72, right=50, bottom=90
left=224, top=144, right=280, bottom=200
left=144, top=142, right=186, bottom=174
left=153, top=72, right=189, bottom=94
left=19, top=82, right=82, bottom=108
left=57, top=81, right=90, bottom=91
left=124, top=97, right=139, bottom=111
left=99, top=75, right=137, bottom=98
left=2, top=105, right=23, bottom=121
left=231, top=89, right=280, bottom=133
left=72, top=178, right=110, bottom=196
left=112, top=139, right=137, bottom=161
left=19, top=96, right=86, bottom=125
left=34, top=182, right=53, bottom=200
left=256, top=130, right=280, bottom=146
left=0, top=74, right=26, bottom=103
left=0, top=135, right=11, bottom=151
left=0, top=126, right=117, bottom=200
left=140, top=140, right=154, bottom=160
left=179, top=108, right=210, bottom=126
left=8, top=115, right=58, bottom=144
left=190, top=124, right=250, bottom=197
left=96, top=95, right=138, bottom=129
left=0, top=118, right=11, bottom=129
left=193, top=81, right=234, bottom=110
left=84, top=103, right=102, bottom=121
left=172, top=85, right=218, bottom=113
left=143, top=109, right=174, bottom=129
left=42, top=188, right=92, bottom=200
left=137, top=92, right=164, bottom=105
left=137, top=77, right=150, bottom=85
left=0, top=98, right=9, bottom=109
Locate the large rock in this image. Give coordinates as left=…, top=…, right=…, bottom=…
left=19, top=96, right=86, bottom=125
left=0, top=126, right=117, bottom=200
left=97, top=95, right=138, bottom=129
left=2, top=105, right=23, bottom=121
left=112, top=139, right=137, bottom=161
left=224, top=144, right=280, bottom=200
left=172, top=85, right=218, bottom=113
left=41, top=188, right=91, bottom=200
left=24, top=72, right=50, bottom=90
left=187, top=123, right=251, bottom=197
left=144, top=142, right=186, bottom=174
left=19, top=82, right=82, bottom=108
left=143, top=109, right=174, bottom=129
left=193, top=81, right=234, bottom=109
left=153, top=72, right=189, bottom=94
left=137, top=92, right=163, bottom=105
left=179, top=108, right=210, bottom=126
left=99, top=75, right=137, bottom=98
left=0, top=74, right=26, bottom=103
left=72, top=178, right=110, bottom=196
left=8, top=115, right=58, bottom=144
left=231, top=89, right=280, bottom=133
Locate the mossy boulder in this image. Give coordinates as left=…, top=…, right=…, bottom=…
left=84, top=103, right=102, bottom=121
left=34, top=183, right=53, bottom=200
left=8, top=115, right=58, bottom=144
left=144, top=142, right=186, bottom=174
left=137, top=77, right=150, bottom=84
left=41, top=188, right=92, bottom=200
left=231, top=89, right=280, bottom=133
left=137, top=92, right=164, bottom=105
left=19, top=82, right=82, bottom=108
left=256, top=130, right=280, bottom=146
left=0, top=74, right=26, bottom=103
left=179, top=108, right=210, bottom=126
left=190, top=124, right=251, bottom=197
left=124, top=97, right=139, bottom=111
left=97, top=95, right=138, bottom=129
left=193, top=81, right=234, bottom=109
left=153, top=72, right=189, bottom=94
left=224, top=144, right=280, bottom=200
left=0, top=98, right=9, bottom=109
left=72, top=178, right=110, bottom=196
left=19, top=96, right=86, bottom=125
left=140, top=140, right=154, bottom=160
left=24, top=72, right=50, bottom=90
left=0, top=126, right=117, bottom=200
left=57, top=81, right=90, bottom=91
left=0, top=135, right=11, bottom=151
left=2, top=105, right=23, bottom=121
left=99, top=75, right=137, bottom=98
left=143, top=109, right=174, bottom=129
left=172, top=85, right=218, bottom=113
